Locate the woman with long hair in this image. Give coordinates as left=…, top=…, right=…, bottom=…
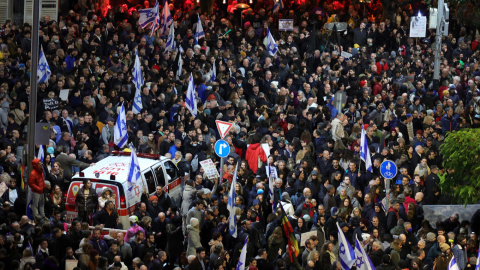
left=49, top=162, right=65, bottom=190
left=50, top=184, right=65, bottom=214
left=267, top=227, right=286, bottom=263
left=320, top=241, right=337, bottom=267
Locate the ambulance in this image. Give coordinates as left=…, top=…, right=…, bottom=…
left=65, top=152, right=183, bottom=228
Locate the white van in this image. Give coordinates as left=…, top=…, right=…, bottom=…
left=65, top=153, right=183, bottom=228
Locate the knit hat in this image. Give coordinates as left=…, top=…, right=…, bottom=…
left=44, top=181, right=51, bottom=186
left=360, top=80, right=367, bottom=88
left=303, top=214, right=311, bottom=223
left=416, top=130, right=423, bottom=136
left=339, top=222, right=348, bottom=229
left=426, top=232, right=436, bottom=242
left=440, top=243, right=450, bottom=252
left=149, top=195, right=158, bottom=202
left=190, top=217, right=199, bottom=227
left=331, top=207, right=339, bottom=216
left=360, top=218, right=369, bottom=227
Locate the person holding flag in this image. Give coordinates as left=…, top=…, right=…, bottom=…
left=114, top=102, right=128, bottom=149
left=194, top=14, right=205, bottom=45
left=266, top=28, right=278, bottom=56
left=360, top=126, right=373, bottom=172
left=37, top=145, right=44, bottom=163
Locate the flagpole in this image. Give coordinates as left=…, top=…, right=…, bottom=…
left=27, top=0, right=41, bottom=176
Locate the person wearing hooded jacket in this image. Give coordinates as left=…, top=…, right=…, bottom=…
left=29, top=158, right=46, bottom=219
left=186, top=217, right=202, bottom=257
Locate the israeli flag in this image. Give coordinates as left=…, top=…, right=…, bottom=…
left=354, top=235, right=376, bottom=270
left=267, top=157, right=274, bottom=198
left=194, top=15, right=204, bottom=45
left=114, top=102, right=128, bottom=148
left=176, top=55, right=183, bottom=80
left=360, top=126, right=373, bottom=172
left=38, top=46, right=51, bottom=84
left=273, top=0, right=284, bottom=13
left=128, top=148, right=141, bottom=184
left=227, top=163, right=239, bottom=238
left=448, top=256, right=460, bottom=270
left=185, top=73, right=197, bottom=118
left=267, top=28, right=278, bottom=56
left=337, top=222, right=356, bottom=270
left=138, top=1, right=159, bottom=29
left=132, top=50, right=143, bottom=114
left=159, top=0, right=172, bottom=36
left=63, top=117, right=73, bottom=134
left=165, top=20, right=175, bottom=52
left=210, top=60, right=216, bottom=82
left=37, top=145, right=44, bottom=163
left=236, top=237, right=248, bottom=270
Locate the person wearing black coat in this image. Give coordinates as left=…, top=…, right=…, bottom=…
left=424, top=166, right=440, bottom=205
left=370, top=242, right=386, bottom=267
left=93, top=201, right=118, bottom=229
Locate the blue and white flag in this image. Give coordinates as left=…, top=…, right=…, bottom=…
left=114, top=102, right=128, bottom=148
left=185, top=73, right=197, bottom=117
left=227, top=163, right=239, bottom=238
left=267, top=28, right=278, bottom=56
left=165, top=21, right=175, bottom=52
left=132, top=50, right=143, bottom=114
left=159, top=0, right=172, bottom=36
left=448, top=256, right=460, bottom=270
left=236, top=237, right=248, bottom=270
left=360, top=126, right=373, bottom=172
left=37, top=145, right=44, bottom=163
left=138, top=1, right=159, bottom=29
left=354, top=235, right=376, bottom=270
left=128, top=148, right=141, bottom=184
left=176, top=55, right=183, bottom=80
left=38, top=46, right=51, bottom=83
left=63, top=116, right=73, bottom=134
left=273, top=0, right=284, bottom=13
left=194, top=15, right=204, bottom=45
left=337, top=222, right=356, bottom=270
left=210, top=60, right=216, bottom=82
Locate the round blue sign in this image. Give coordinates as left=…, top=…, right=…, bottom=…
left=214, top=140, right=230, bottom=158
left=380, top=160, right=398, bottom=179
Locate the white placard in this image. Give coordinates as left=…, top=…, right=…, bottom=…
left=300, top=231, right=317, bottom=246
left=341, top=51, right=352, bottom=59
left=199, top=159, right=220, bottom=180
left=279, top=19, right=294, bottom=31
left=410, top=16, right=427, bottom=37
left=65, top=260, right=78, bottom=270
left=59, top=89, right=70, bottom=101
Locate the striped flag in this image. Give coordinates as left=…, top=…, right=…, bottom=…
left=114, top=102, right=128, bottom=148
left=38, top=46, right=51, bottom=84
left=354, top=235, right=376, bottom=270
left=159, top=0, right=172, bottom=36
left=138, top=1, right=159, bottom=30
left=176, top=55, right=183, bottom=80
left=132, top=50, right=143, bottom=114
left=279, top=202, right=299, bottom=262
left=448, top=256, right=460, bottom=270
left=476, top=243, right=480, bottom=270
left=185, top=73, right=197, bottom=117
left=37, top=145, right=44, bottom=163
left=227, top=163, right=239, bottom=238
left=337, top=222, right=356, bottom=270
left=194, top=15, right=204, bottom=45
left=266, top=28, right=278, bottom=56
left=165, top=20, right=175, bottom=52
left=128, top=148, right=141, bottom=184
left=360, top=126, right=373, bottom=172
left=236, top=237, right=248, bottom=270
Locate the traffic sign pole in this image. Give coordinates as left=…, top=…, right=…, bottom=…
left=380, top=160, right=398, bottom=204
left=215, top=140, right=230, bottom=182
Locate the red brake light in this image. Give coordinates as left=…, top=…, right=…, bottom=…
left=120, top=195, right=126, bottom=208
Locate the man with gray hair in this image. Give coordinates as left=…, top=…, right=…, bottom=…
left=370, top=240, right=385, bottom=266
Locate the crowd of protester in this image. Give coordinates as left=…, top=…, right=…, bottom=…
left=1, top=0, right=480, bottom=269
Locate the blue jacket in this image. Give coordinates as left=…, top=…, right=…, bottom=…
left=441, top=114, right=457, bottom=134
left=452, top=244, right=467, bottom=270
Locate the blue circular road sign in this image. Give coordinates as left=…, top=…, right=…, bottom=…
left=380, top=160, right=398, bottom=179
left=215, top=140, right=230, bottom=158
